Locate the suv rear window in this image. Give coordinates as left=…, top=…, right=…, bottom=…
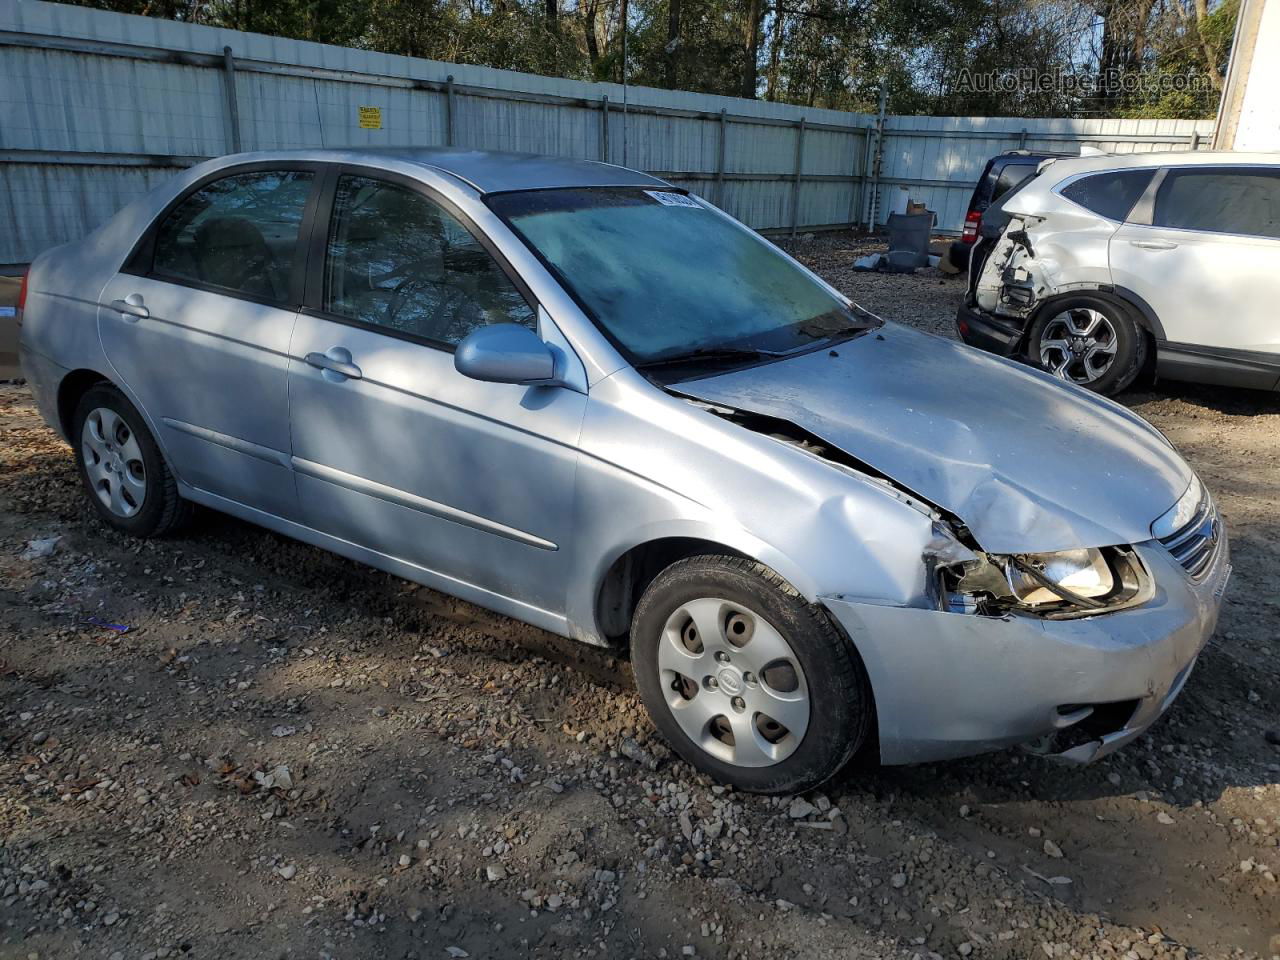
left=992, top=164, right=1037, bottom=203
left=1060, top=170, right=1154, bottom=221
left=1154, top=168, right=1280, bottom=239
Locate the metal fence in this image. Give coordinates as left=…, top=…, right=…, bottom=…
left=0, top=0, right=1216, bottom=267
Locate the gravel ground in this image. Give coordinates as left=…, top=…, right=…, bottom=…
left=2, top=233, right=1278, bottom=960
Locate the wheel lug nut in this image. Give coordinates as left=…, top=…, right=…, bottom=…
left=731, top=697, right=745, bottom=711
left=714, top=652, right=729, bottom=663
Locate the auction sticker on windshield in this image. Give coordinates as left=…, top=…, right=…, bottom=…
left=645, top=191, right=702, bottom=208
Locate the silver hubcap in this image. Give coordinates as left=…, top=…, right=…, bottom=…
left=81, top=407, right=147, bottom=518
left=1039, top=308, right=1118, bottom=384
left=658, top=598, right=809, bottom=768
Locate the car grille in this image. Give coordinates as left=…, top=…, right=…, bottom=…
left=1157, top=493, right=1221, bottom=580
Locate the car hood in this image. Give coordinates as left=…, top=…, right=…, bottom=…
left=676, top=323, right=1192, bottom=554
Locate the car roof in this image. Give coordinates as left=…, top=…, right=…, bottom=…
left=1040, top=149, right=1280, bottom=181
left=216, top=147, right=670, bottom=195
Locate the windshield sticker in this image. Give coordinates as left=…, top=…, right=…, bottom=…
left=644, top=190, right=703, bottom=208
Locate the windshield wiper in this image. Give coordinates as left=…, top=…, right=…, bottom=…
left=635, top=346, right=790, bottom=370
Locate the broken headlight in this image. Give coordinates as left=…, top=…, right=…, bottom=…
left=937, top=544, right=1152, bottom=619
left=1005, top=548, right=1113, bottom=606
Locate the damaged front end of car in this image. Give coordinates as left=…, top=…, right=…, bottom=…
left=690, top=392, right=1159, bottom=625
left=918, top=505, right=1220, bottom=765
left=668, top=335, right=1222, bottom=767
left=858, top=512, right=1218, bottom=767
left=921, top=515, right=1206, bottom=766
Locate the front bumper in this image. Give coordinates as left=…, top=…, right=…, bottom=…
left=955, top=302, right=1026, bottom=359
left=823, top=537, right=1229, bottom=766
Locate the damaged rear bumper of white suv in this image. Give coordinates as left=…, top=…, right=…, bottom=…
left=822, top=525, right=1229, bottom=766
left=956, top=299, right=1027, bottom=358
left=955, top=213, right=1072, bottom=361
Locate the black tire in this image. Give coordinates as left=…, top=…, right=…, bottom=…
left=71, top=384, right=193, bottom=537
left=631, top=555, right=872, bottom=795
left=1026, top=293, right=1147, bottom=396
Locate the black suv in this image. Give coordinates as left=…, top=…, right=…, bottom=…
left=947, top=150, right=1065, bottom=270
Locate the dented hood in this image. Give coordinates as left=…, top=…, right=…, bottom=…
left=678, top=323, right=1192, bottom=554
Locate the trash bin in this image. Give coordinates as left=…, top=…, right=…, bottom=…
left=886, top=212, right=934, bottom=269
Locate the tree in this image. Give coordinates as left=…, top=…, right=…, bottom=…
left=60, top=0, right=1234, bottom=117
left=741, top=0, right=764, bottom=97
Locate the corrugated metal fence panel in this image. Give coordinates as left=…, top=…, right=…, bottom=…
left=802, top=127, right=860, bottom=177
left=458, top=96, right=600, bottom=159
left=0, top=0, right=1216, bottom=263
left=616, top=110, right=720, bottom=172
left=723, top=122, right=801, bottom=176
left=1, top=47, right=229, bottom=155
left=1, top=163, right=180, bottom=262
left=713, top=180, right=787, bottom=230
left=798, top=180, right=858, bottom=230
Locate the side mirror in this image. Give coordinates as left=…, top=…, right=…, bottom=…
left=454, top=323, right=562, bottom=386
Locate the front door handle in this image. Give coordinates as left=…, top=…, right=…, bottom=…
left=1129, top=239, right=1178, bottom=250
left=304, top=348, right=362, bottom=381
left=110, top=295, right=150, bottom=321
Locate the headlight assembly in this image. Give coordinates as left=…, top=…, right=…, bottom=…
left=1005, top=548, right=1113, bottom=607
left=935, top=543, right=1153, bottom=619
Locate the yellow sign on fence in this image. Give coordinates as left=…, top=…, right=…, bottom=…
left=358, top=106, right=383, bottom=130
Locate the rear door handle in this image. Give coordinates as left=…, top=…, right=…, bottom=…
left=304, top=348, right=362, bottom=381
left=110, top=296, right=150, bottom=321
left=1129, top=240, right=1178, bottom=250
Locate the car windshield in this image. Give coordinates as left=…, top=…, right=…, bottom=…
left=487, top=187, right=879, bottom=370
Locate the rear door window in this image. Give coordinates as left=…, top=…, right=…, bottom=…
left=1060, top=170, right=1154, bottom=221
left=1153, top=169, right=1280, bottom=239
left=151, top=170, right=314, bottom=304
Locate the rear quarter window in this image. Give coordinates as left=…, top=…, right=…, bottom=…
left=1059, top=170, right=1154, bottom=222
left=991, top=164, right=1037, bottom=203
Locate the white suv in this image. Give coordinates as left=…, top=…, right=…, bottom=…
left=956, top=151, right=1280, bottom=395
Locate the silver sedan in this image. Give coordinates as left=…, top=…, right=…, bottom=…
left=18, top=149, right=1229, bottom=793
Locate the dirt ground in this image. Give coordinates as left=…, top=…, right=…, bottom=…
left=2, top=234, right=1278, bottom=960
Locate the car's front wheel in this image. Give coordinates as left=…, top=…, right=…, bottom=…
left=72, top=384, right=193, bottom=537
left=1026, top=294, right=1146, bottom=395
left=631, top=556, right=872, bottom=794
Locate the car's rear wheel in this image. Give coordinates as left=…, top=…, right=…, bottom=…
left=72, top=384, right=192, bottom=537
left=1026, top=294, right=1146, bottom=395
left=631, top=555, right=872, bottom=794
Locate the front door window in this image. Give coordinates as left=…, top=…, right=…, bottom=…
left=322, top=175, right=535, bottom=346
